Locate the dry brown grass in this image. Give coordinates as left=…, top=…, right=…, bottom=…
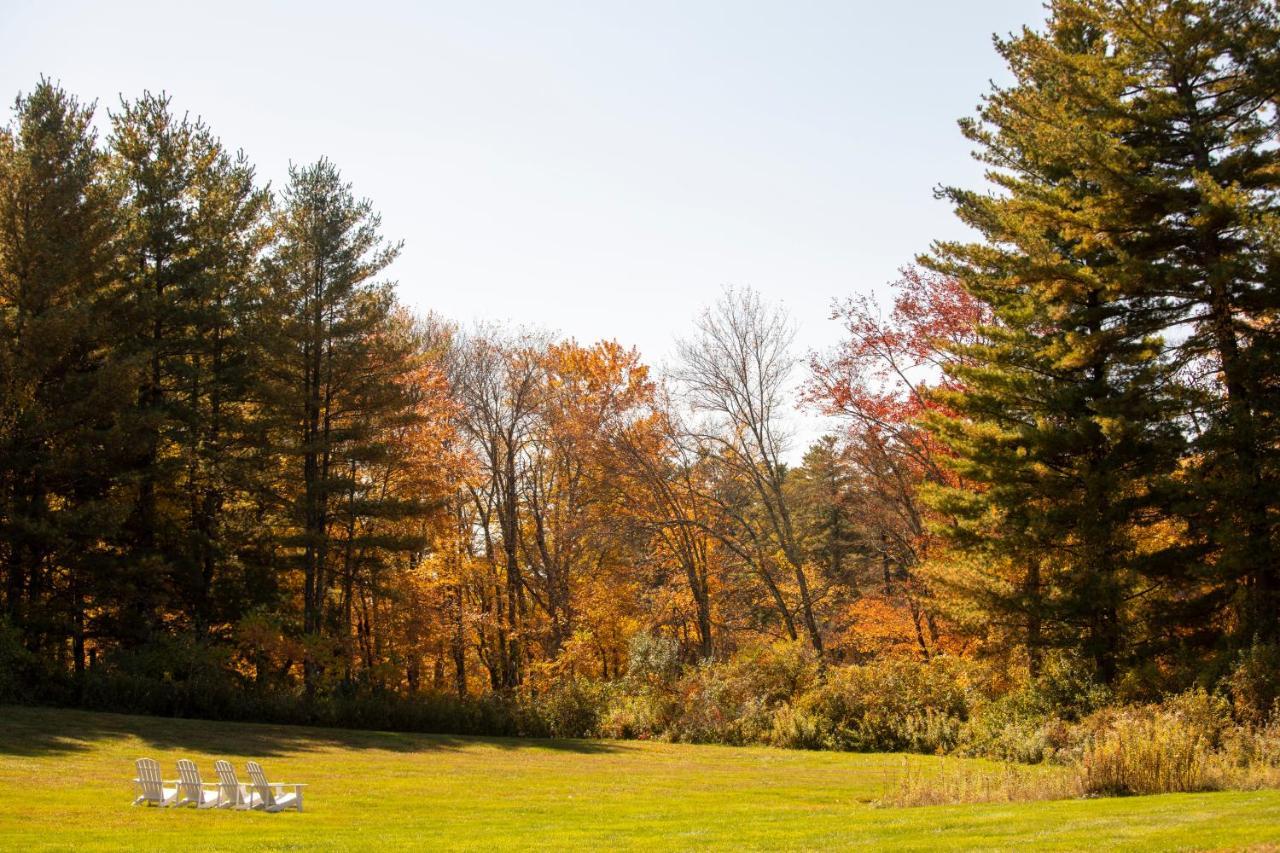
left=884, top=692, right=1280, bottom=807
left=1078, top=696, right=1280, bottom=796
left=881, top=756, right=1081, bottom=807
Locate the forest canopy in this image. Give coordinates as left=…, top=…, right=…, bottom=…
left=1, top=0, right=1278, bottom=751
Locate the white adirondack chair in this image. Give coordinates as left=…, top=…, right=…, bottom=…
left=132, top=757, right=177, bottom=807
left=174, top=759, right=219, bottom=808
left=214, top=759, right=252, bottom=809
left=245, top=761, right=305, bottom=812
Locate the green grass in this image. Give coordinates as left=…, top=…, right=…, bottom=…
left=0, top=706, right=1277, bottom=851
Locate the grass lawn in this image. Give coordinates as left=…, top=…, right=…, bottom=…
left=0, top=706, right=1277, bottom=851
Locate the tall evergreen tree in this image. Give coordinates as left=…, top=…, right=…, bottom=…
left=177, top=147, right=272, bottom=638
left=1032, top=0, right=1280, bottom=646
left=924, top=5, right=1191, bottom=682
left=0, top=80, right=129, bottom=670
left=265, top=158, right=407, bottom=689
left=110, top=93, right=216, bottom=636
left=109, top=93, right=272, bottom=640
left=936, top=0, right=1280, bottom=657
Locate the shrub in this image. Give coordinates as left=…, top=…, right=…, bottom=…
left=795, top=656, right=974, bottom=753
left=1077, top=711, right=1216, bottom=795
left=608, top=641, right=817, bottom=746
left=1075, top=690, right=1232, bottom=796
left=730, top=640, right=822, bottom=704
left=594, top=633, right=689, bottom=740
left=16, top=624, right=1280, bottom=807
left=0, top=619, right=36, bottom=704
left=77, top=635, right=249, bottom=719
left=598, top=690, right=675, bottom=740
left=1226, top=642, right=1280, bottom=726
left=666, top=662, right=768, bottom=744
left=527, top=679, right=609, bottom=739
left=308, top=690, right=523, bottom=737
left=626, top=633, right=683, bottom=688
left=959, top=694, right=1058, bottom=763
left=1032, top=651, right=1113, bottom=715
left=769, top=703, right=827, bottom=750
left=1222, top=706, right=1280, bottom=779
left=959, top=652, right=1110, bottom=763
left=676, top=641, right=822, bottom=744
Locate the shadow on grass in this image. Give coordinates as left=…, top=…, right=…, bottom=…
left=0, top=705, right=633, bottom=759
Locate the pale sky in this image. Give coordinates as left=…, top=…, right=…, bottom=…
left=1, top=0, right=1042, bottom=448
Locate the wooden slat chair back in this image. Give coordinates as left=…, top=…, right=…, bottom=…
left=133, top=757, right=177, bottom=807
left=175, top=758, right=218, bottom=808
left=214, top=759, right=251, bottom=809
left=245, top=760, right=305, bottom=812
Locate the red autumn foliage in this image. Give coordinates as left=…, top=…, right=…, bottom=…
left=803, top=267, right=989, bottom=659
left=806, top=266, right=987, bottom=430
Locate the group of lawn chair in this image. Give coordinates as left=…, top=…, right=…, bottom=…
left=132, top=757, right=305, bottom=812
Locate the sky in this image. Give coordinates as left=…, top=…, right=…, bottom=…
left=1, top=0, right=1043, bottom=448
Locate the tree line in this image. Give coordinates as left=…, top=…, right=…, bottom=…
left=1, top=0, right=1277, bottom=715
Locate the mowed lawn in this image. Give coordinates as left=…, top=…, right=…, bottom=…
left=0, top=706, right=1278, bottom=851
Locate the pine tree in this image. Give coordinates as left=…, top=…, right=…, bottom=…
left=0, top=80, right=129, bottom=671
left=109, top=93, right=272, bottom=641
left=109, top=93, right=215, bottom=636
left=789, top=438, right=861, bottom=594
left=1027, top=0, right=1280, bottom=646
left=923, top=5, right=1191, bottom=682
left=177, top=146, right=272, bottom=638
left=264, top=158, right=406, bottom=690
